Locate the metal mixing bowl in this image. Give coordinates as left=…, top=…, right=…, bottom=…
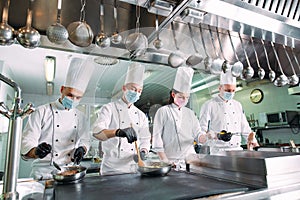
left=137, top=161, right=172, bottom=176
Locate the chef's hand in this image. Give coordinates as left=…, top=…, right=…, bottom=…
left=73, top=146, right=86, bottom=165
left=247, top=132, right=260, bottom=150
left=133, top=150, right=147, bottom=162
left=115, top=127, right=137, bottom=143
left=35, top=142, right=52, bottom=159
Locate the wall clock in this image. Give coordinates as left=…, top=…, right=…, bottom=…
left=250, top=89, right=264, bottom=104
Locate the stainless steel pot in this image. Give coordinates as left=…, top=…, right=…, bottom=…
left=51, top=166, right=87, bottom=183
left=137, top=161, right=172, bottom=176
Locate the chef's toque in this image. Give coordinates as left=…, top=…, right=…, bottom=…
left=173, top=67, right=194, bottom=93
left=220, top=71, right=236, bottom=85
left=64, top=57, right=93, bottom=93
left=124, top=62, right=145, bottom=86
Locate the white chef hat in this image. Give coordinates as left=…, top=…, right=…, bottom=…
left=220, top=71, right=236, bottom=85
left=124, top=62, right=145, bottom=86
left=64, top=57, right=92, bottom=93
left=173, top=67, right=194, bottom=93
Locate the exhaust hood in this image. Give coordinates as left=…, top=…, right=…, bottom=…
left=288, top=85, right=300, bottom=95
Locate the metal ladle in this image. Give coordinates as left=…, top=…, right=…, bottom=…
left=46, top=0, right=68, bottom=44
left=291, top=47, right=300, bottom=73
left=250, top=37, right=265, bottom=79
left=153, top=14, right=163, bottom=50
left=282, top=45, right=299, bottom=86
left=125, top=3, right=148, bottom=58
left=199, top=24, right=212, bottom=72
left=0, top=0, right=14, bottom=45
left=111, top=0, right=122, bottom=44
left=208, top=25, right=224, bottom=75
left=67, top=0, right=94, bottom=47
left=227, top=30, right=243, bottom=77
left=215, top=27, right=230, bottom=73
left=167, top=22, right=185, bottom=68
left=270, top=41, right=288, bottom=87
left=95, top=0, right=110, bottom=48
left=17, top=0, right=41, bottom=49
left=238, top=32, right=254, bottom=80
left=186, top=23, right=203, bottom=67
left=261, top=39, right=276, bottom=82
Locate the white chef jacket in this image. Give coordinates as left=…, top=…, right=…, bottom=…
left=199, top=95, right=252, bottom=155
left=21, top=99, right=90, bottom=180
left=152, top=103, right=201, bottom=161
left=92, top=99, right=151, bottom=175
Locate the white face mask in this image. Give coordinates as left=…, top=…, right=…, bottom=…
left=174, top=94, right=189, bottom=108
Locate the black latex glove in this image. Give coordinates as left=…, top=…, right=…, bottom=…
left=115, top=127, right=137, bottom=143
left=73, top=146, right=86, bottom=165
left=35, top=142, right=52, bottom=159
left=133, top=151, right=147, bottom=163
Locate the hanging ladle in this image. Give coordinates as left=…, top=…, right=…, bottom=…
left=291, top=47, right=300, bottom=73
left=111, top=0, right=122, bottom=44
left=208, top=25, right=223, bottom=75
left=67, top=0, right=94, bottom=47
left=215, top=27, right=230, bottom=73
left=186, top=23, right=203, bottom=67
left=282, top=45, right=299, bottom=86
left=250, top=37, right=265, bottom=79
left=199, top=24, right=212, bottom=72
left=46, top=0, right=68, bottom=44
left=261, top=39, right=276, bottom=82
left=0, top=0, right=14, bottom=45
left=95, top=0, right=111, bottom=48
left=153, top=14, right=163, bottom=49
left=167, top=22, right=185, bottom=68
left=238, top=32, right=254, bottom=80
left=270, top=41, right=288, bottom=87
left=227, top=30, right=243, bottom=77
left=17, top=0, right=41, bottom=49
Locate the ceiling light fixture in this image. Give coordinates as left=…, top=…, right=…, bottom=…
left=147, top=0, right=173, bottom=17
left=180, top=8, right=206, bottom=24
left=44, top=56, right=56, bottom=82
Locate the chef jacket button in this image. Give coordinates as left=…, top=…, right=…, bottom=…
left=233, top=112, right=235, bottom=114
left=55, top=139, right=58, bottom=142
left=55, top=154, right=58, bottom=156
left=57, top=125, right=59, bottom=127
left=234, top=122, right=237, bottom=124
left=119, top=109, right=122, bottom=111
left=71, top=140, right=74, bottom=142
left=68, top=153, right=71, bottom=156
left=224, top=112, right=227, bottom=114
left=55, top=111, right=58, bottom=114
left=74, top=126, right=77, bottom=128
left=136, top=122, right=138, bottom=125
left=121, top=149, right=123, bottom=151
left=135, top=112, right=137, bottom=114
left=131, top=149, right=133, bottom=151
left=121, top=121, right=124, bottom=123
left=227, top=123, right=229, bottom=125
left=75, top=113, right=77, bottom=116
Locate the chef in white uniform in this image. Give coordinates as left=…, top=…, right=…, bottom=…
left=152, top=67, right=203, bottom=164
left=92, top=63, right=151, bottom=175
left=21, top=57, right=93, bottom=180
left=198, top=71, right=259, bottom=155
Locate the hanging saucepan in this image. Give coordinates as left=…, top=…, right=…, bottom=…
left=238, top=32, right=254, bottom=80
left=199, top=24, right=212, bottom=72
left=17, top=0, right=41, bottom=49
left=261, top=39, right=276, bottom=82
left=227, top=30, right=243, bottom=77
left=95, top=0, right=110, bottom=49
left=46, top=0, right=68, bottom=44
left=282, top=45, right=299, bottom=86
left=125, top=3, right=148, bottom=58
left=250, top=37, right=265, bottom=79
left=67, top=0, right=94, bottom=47
left=0, top=0, right=14, bottom=45
left=208, top=25, right=223, bottom=75
left=270, top=41, right=288, bottom=87
left=186, top=23, right=203, bottom=67
left=167, top=22, right=185, bottom=68
left=215, top=27, right=230, bottom=73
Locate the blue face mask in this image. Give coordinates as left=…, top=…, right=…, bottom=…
left=223, top=92, right=235, bottom=101
left=61, top=96, right=79, bottom=109
left=125, top=90, right=140, bottom=104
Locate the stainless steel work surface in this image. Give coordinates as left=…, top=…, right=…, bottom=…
left=52, top=171, right=249, bottom=200
left=188, top=151, right=300, bottom=188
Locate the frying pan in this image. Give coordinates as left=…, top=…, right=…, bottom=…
left=137, top=161, right=172, bottom=176
left=51, top=166, right=87, bottom=183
